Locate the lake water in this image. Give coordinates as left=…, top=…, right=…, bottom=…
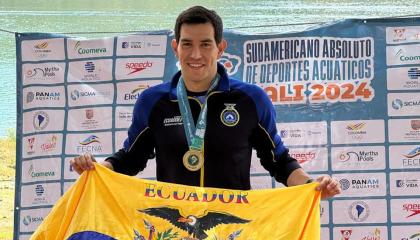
left=1, top=0, right=419, bottom=136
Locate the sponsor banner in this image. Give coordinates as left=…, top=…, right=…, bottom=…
left=250, top=175, right=273, bottom=189
left=389, top=119, right=420, bottom=142
left=19, top=234, right=31, bottom=240
left=116, top=80, right=162, bottom=104
left=64, top=157, right=79, bottom=180
left=333, top=172, right=387, bottom=197
left=333, top=199, right=387, bottom=224
left=67, top=59, right=113, bottom=82
left=387, top=44, right=420, bottom=66
left=20, top=183, right=61, bottom=207
left=115, top=106, right=134, bottom=129
left=63, top=181, right=75, bottom=193
left=243, top=37, right=375, bottom=105
left=321, top=228, right=329, bottom=240
left=386, top=26, right=420, bottom=44
left=67, top=38, right=113, bottom=59
left=114, top=130, right=127, bottom=150
left=388, top=92, right=420, bottom=116
left=19, top=208, right=51, bottom=232
left=22, top=62, right=65, bottom=85
left=67, top=83, right=114, bottom=107
left=391, top=225, right=420, bottom=240
left=331, top=120, right=385, bottom=144
left=391, top=198, right=420, bottom=223
left=333, top=226, right=388, bottom=240
left=22, top=109, right=65, bottom=134
left=67, top=107, right=113, bottom=131
left=288, top=147, right=328, bottom=172
left=320, top=201, right=329, bottom=225
left=22, top=133, right=63, bottom=158
left=331, top=145, right=386, bottom=171
left=390, top=171, right=420, bottom=196
left=389, top=145, right=420, bottom=169
left=65, top=132, right=113, bottom=155
left=23, top=86, right=65, bottom=110
left=116, top=35, right=167, bottom=56
left=135, top=158, right=156, bottom=179
left=115, top=57, right=165, bottom=80
left=21, top=158, right=61, bottom=183
left=21, top=38, right=65, bottom=61
left=276, top=121, right=327, bottom=146
left=387, top=66, right=420, bottom=90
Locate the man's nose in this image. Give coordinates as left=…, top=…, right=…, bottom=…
left=190, top=46, right=202, bottom=59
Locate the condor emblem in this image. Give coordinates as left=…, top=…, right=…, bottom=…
left=220, top=103, right=239, bottom=127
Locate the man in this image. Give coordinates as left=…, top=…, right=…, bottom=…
left=70, top=6, right=341, bottom=199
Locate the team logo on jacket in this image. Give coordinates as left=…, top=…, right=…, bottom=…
left=221, top=104, right=239, bottom=127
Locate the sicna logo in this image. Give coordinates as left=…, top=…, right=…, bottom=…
left=392, top=98, right=420, bottom=110
left=126, top=61, right=153, bottom=75
left=23, top=215, right=44, bottom=226
left=395, top=48, right=420, bottom=62
left=392, top=99, right=404, bottom=110
left=74, top=41, right=107, bottom=55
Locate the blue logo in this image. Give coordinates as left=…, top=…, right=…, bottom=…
left=84, top=61, right=95, bottom=73
left=408, top=67, right=420, bottom=79
left=71, top=90, right=80, bottom=100
left=392, top=99, right=403, bottom=110
left=339, top=179, right=351, bottom=190
left=122, top=42, right=129, bottom=48
left=220, top=104, right=240, bottom=127
left=35, top=184, right=44, bottom=196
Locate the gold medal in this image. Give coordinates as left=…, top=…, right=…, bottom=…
left=183, top=149, right=204, bottom=171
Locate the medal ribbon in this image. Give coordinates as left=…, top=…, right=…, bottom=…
left=176, top=74, right=220, bottom=151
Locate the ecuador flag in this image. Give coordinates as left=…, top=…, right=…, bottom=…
left=31, top=163, right=321, bottom=240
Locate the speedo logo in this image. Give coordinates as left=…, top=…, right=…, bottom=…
left=163, top=116, right=183, bottom=126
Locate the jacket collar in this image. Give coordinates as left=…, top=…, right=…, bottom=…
left=169, top=62, right=230, bottom=100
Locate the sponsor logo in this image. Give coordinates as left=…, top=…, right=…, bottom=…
left=218, top=52, right=242, bottom=75
left=402, top=146, right=420, bottom=167
left=33, top=184, right=47, bottom=204
left=339, top=179, right=351, bottom=190
left=27, top=91, right=60, bottom=102
left=70, top=89, right=110, bottom=101
left=393, top=28, right=406, bottom=42
left=340, top=229, right=352, bottom=240
left=121, top=41, right=160, bottom=49
left=396, top=179, right=418, bottom=188
left=27, top=137, right=36, bottom=155
left=220, top=104, right=240, bottom=127
left=345, top=122, right=367, bottom=140
left=32, top=111, right=49, bottom=130
left=346, top=122, right=366, bottom=131
left=404, top=146, right=420, bottom=158
left=348, top=201, right=370, bottom=222
left=33, top=42, right=51, bottom=54
left=124, top=84, right=149, bottom=101
left=118, top=111, right=133, bottom=122
left=125, top=61, right=153, bottom=75
left=26, top=67, right=59, bottom=79
left=340, top=178, right=379, bottom=190
left=74, top=41, right=106, bottom=55
left=280, top=129, right=302, bottom=139
left=40, top=135, right=58, bottom=152
left=392, top=99, right=404, bottom=110
left=35, top=184, right=44, bottom=196
left=395, top=48, right=420, bottom=62
left=408, top=67, right=420, bottom=80
left=361, top=228, right=382, bottom=240
left=80, top=109, right=100, bottom=130
left=403, top=203, right=420, bottom=218
left=77, top=135, right=102, bottom=153
left=163, top=115, right=183, bottom=127
left=290, top=151, right=316, bottom=165
left=400, top=231, right=420, bottom=240
left=84, top=61, right=95, bottom=72
left=412, top=120, right=420, bottom=130
left=339, top=150, right=377, bottom=163
left=28, top=164, right=55, bottom=179
left=22, top=215, right=44, bottom=226
left=26, top=92, right=34, bottom=103
left=392, top=98, right=420, bottom=110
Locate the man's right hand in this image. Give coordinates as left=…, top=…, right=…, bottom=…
left=70, top=153, right=97, bottom=175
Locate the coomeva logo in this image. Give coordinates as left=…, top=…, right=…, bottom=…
left=74, top=41, right=107, bottom=55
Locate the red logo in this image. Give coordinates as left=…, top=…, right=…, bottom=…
left=290, top=151, right=316, bottom=165
left=85, top=109, right=94, bottom=119
left=125, top=61, right=153, bottom=75
left=340, top=229, right=352, bottom=240
left=403, top=203, right=420, bottom=218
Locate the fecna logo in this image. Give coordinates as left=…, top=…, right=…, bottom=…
left=392, top=99, right=403, bottom=110
left=340, top=229, right=352, bottom=240
left=403, top=146, right=420, bottom=158
left=79, top=135, right=100, bottom=145
left=40, top=135, right=57, bottom=152
left=22, top=215, right=44, bottom=226
left=84, top=61, right=95, bottom=73
left=77, top=135, right=102, bottom=153
left=339, top=179, right=351, bottom=190
left=74, top=41, right=107, bottom=55
left=393, top=28, right=406, bottom=42
left=348, top=201, right=370, bottom=222
left=218, top=52, right=242, bottom=76
left=126, top=61, right=153, bottom=75
left=290, top=151, right=316, bottom=165
left=402, top=146, right=420, bottom=167
left=33, top=111, right=49, bottom=130
left=396, top=179, right=418, bottom=188
left=28, top=164, right=55, bottom=179
left=403, top=203, right=420, bottom=218
left=408, top=67, right=420, bottom=79
left=124, top=84, right=149, bottom=101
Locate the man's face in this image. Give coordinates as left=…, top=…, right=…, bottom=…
left=172, top=22, right=226, bottom=89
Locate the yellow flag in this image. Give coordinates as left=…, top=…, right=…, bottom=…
left=31, top=163, right=320, bottom=240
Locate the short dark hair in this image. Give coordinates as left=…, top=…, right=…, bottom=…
left=174, top=6, right=223, bottom=44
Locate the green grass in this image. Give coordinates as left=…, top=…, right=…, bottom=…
left=0, top=129, right=16, bottom=240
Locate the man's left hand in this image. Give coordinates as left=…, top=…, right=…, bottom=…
left=315, top=176, right=341, bottom=199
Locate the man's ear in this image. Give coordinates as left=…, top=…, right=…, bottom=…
left=171, top=39, right=179, bottom=58
left=217, top=39, right=227, bottom=58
